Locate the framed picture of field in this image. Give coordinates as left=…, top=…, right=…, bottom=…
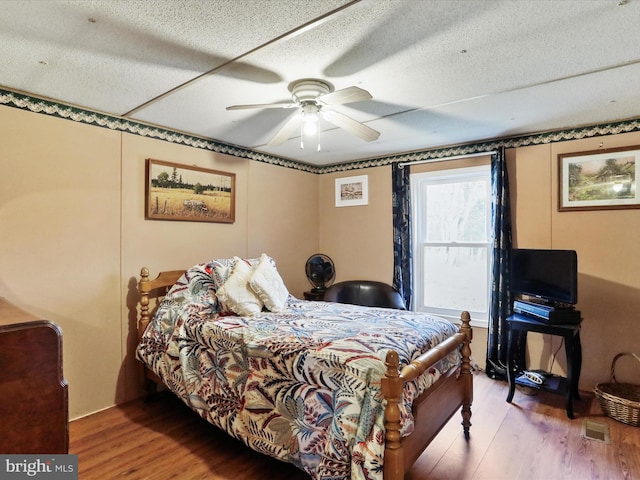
left=145, top=159, right=235, bottom=223
left=558, top=146, right=639, bottom=211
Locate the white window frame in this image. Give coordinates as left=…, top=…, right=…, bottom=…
left=411, top=165, right=491, bottom=327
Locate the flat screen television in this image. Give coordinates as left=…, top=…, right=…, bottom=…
left=510, top=248, right=578, bottom=305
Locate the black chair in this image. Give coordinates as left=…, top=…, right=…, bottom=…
left=323, top=280, right=406, bottom=310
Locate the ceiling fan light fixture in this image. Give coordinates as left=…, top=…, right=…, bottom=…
left=301, top=102, right=321, bottom=151
left=302, top=117, right=318, bottom=136
left=228, top=77, right=379, bottom=149
left=300, top=123, right=321, bottom=151
left=301, top=103, right=320, bottom=135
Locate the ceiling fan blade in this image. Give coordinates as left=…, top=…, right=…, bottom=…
left=226, top=102, right=297, bottom=111
left=267, top=114, right=301, bottom=146
left=323, top=110, right=380, bottom=142
left=318, top=86, right=372, bottom=105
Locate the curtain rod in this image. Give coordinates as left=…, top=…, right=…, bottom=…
left=398, top=150, right=496, bottom=168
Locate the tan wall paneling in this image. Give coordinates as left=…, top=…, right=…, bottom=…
left=0, top=106, right=122, bottom=419
left=508, top=144, right=553, bottom=248
left=246, top=161, right=319, bottom=299
left=319, top=166, right=394, bottom=284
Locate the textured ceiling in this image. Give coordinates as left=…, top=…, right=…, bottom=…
left=2, top=0, right=640, bottom=166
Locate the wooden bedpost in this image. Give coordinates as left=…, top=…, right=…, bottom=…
left=381, top=350, right=404, bottom=480
left=137, top=267, right=185, bottom=342
left=138, top=267, right=151, bottom=341
left=459, top=310, right=473, bottom=439
left=382, top=310, right=474, bottom=478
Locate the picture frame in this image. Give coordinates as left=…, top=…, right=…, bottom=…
left=558, top=146, right=639, bottom=211
left=145, top=158, right=235, bottom=223
left=335, top=175, right=368, bottom=207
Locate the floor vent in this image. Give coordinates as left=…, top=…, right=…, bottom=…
left=582, top=418, right=611, bottom=444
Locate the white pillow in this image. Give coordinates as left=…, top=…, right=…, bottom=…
left=249, top=254, right=289, bottom=312
left=216, top=257, right=263, bottom=316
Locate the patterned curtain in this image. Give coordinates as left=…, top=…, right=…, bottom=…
left=391, top=162, right=413, bottom=310
left=486, top=146, right=513, bottom=379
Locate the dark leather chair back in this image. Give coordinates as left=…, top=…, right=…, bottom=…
left=324, top=280, right=406, bottom=310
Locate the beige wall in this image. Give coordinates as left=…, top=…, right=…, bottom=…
left=2, top=101, right=639, bottom=418
left=0, top=105, right=318, bottom=419
left=246, top=160, right=319, bottom=296
left=319, top=166, right=394, bottom=283
left=1, top=107, right=123, bottom=416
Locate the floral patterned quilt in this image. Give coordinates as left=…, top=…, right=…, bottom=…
left=136, top=260, right=461, bottom=480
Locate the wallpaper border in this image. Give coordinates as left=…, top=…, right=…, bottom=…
left=3, top=87, right=640, bottom=175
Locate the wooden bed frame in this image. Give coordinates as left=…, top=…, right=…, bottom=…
left=137, top=267, right=473, bottom=480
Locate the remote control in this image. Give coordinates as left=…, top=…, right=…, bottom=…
left=523, top=371, right=545, bottom=385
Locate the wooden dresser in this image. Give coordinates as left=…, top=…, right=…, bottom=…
left=0, top=319, right=69, bottom=453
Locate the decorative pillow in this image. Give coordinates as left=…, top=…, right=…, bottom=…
left=249, top=254, right=289, bottom=312
left=216, top=257, right=263, bottom=316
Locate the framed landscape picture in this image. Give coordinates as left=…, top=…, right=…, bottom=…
left=558, top=146, right=639, bottom=211
left=335, top=175, right=368, bottom=207
left=145, top=158, right=235, bottom=223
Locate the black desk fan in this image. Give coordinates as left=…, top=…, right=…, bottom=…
left=305, top=254, right=335, bottom=293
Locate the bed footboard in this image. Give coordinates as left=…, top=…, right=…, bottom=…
left=381, top=311, right=473, bottom=480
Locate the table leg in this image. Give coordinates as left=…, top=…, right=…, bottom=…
left=564, top=333, right=577, bottom=419
left=506, top=327, right=516, bottom=403
left=573, top=331, right=582, bottom=401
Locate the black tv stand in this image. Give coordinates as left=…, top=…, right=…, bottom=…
left=505, top=313, right=582, bottom=418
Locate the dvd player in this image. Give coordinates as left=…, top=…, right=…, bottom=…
left=513, top=300, right=581, bottom=324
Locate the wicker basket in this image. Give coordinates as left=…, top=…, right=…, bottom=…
left=594, top=352, right=640, bottom=427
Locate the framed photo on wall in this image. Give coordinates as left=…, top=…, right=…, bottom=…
left=145, top=158, right=236, bottom=223
left=335, top=175, right=369, bottom=207
left=558, top=146, right=639, bottom=211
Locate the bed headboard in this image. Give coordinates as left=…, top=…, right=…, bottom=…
left=138, top=267, right=185, bottom=340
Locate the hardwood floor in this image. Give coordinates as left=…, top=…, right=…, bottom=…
left=69, top=371, right=639, bottom=479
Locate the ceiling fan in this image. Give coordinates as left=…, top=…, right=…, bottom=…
left=226, top=78, right=380, bottom=148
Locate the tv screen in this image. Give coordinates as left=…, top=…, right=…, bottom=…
left=510, top=249, right=578, bottom=305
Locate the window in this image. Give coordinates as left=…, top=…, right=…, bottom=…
left=411, top=165, right=491, bottom=325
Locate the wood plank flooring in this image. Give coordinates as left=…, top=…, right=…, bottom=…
left=69, top=371, right=639, bottom=479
